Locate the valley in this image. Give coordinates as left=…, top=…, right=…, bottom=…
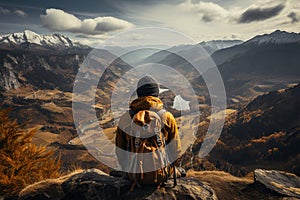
left=0, top=30, right=299, bottom=177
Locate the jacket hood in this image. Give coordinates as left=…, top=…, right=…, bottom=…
left=130, top=96, right=163, bottom=111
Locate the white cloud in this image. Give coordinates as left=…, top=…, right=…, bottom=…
left=176, top=0, right=288, bottom=23
left=41, top=8, right=134, bottom=35
left=178, top=0, right=230, bottom=22
left=121, top=0, right=300, bottom=42
left=14, top=9, right=27, bottom=17
left=41, top=9, right=83, bottom=31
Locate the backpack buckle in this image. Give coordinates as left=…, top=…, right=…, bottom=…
left=142, top=124, right=149, bottom=131
left=134, top=138, right=140, bottom=149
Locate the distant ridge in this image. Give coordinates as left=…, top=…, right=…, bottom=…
left=211, top=30, right=300, bottom=68
left=200, top=40, right=243, bottom=54
left=244, top=30, right=300, bottom=45
left=0, top=30, right=89, bottom=50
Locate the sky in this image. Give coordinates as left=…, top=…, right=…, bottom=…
left=0, top=0, right=299, bottom=46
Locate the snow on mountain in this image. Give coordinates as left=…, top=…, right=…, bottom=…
left=0, top=30, right=88, bottom=49
left=200, top=40, right=243, bottom=54
left=244, top=30, right=300, bottom=45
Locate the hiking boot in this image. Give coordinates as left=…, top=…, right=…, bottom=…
left=170, top=167, right=186, bottom=179
left=176, top=167, right=186, bottom=178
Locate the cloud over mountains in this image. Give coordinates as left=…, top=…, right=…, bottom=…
left=238, top=4, right=285, bottom=23
left=40, top=8, right=134, bottom=35
left=1, top=0, right=298, bottom=44
left=179, top=1, right=288, bottom=24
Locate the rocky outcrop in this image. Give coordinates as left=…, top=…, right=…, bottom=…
left=19, top=168, right=218, bottom=200
left=254, top=169, right=300, bottom=198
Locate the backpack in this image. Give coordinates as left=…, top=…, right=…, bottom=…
left=126, top=109, right=176, bottom=191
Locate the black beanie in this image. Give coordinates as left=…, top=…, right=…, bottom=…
left=137, top=76, right=159, bottom=97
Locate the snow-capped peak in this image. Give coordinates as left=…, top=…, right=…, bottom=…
left=244, top=30, right=300, bottom=45
left=0, top=30, right=88, bottom=49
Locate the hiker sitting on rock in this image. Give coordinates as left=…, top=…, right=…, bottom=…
left=114, top=76, right=184, bottom=189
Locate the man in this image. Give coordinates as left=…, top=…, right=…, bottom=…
left=115, top=76, right=182, bottom=184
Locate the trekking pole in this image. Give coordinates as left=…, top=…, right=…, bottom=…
left=173, top=165, right=177, bottom=187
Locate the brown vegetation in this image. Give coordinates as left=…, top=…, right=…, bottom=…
left=0, top=108, right=61, bottom=196
left=184, top=84, right=300, bottom=176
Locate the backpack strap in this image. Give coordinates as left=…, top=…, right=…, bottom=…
left=173, top=164, right=177, bottom=187
left=129, top=109, right=137, bottom=118
left=157, top=109, right=177, bottom=187
left=156, top=109, right=166, bottom=119
left=153, top=109, right=165, bottom=148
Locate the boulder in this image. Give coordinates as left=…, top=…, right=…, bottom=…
left=254, top=169, right=300, bottom=198
left=19, top=168, right=218, bottom=200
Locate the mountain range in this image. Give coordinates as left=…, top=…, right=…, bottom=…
left=212, top=30, right=300, bottom=67
left=2, top=29, right=298, bottom=95
left=0, top=29, right=299, bottom=177
left=0, top=30, right=89, bottom=51
left=210, top=30, right=300, bottom=102
left=1, top=29, right=299, bottom=113
left=141, top=30, right=300, bottom=105
left=244, top=30, right=300, bottom=45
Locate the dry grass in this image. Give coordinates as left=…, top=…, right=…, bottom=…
left=207, top=109, right=237, bottom=120
left=186, top=170, right=283, bottom=200
left=187, top=170, right=253, bottom=198
left=69, top=127, right=116, bottom=145
left=18, top=169, right=84, bottom=199
left=30, top=125, right=59, bottom=146
left=41, top=102, right=64, bottom=113
left=0, top=108, right=61, bottom=196
left=24, top=89, right=72, bottom=102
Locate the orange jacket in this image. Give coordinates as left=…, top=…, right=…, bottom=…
left=115, top=96, right=181, bottom=171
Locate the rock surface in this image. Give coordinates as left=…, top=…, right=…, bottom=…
left=254, top=169, right=300, bottom=198
left=19, top=168, right=218, bottom=200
